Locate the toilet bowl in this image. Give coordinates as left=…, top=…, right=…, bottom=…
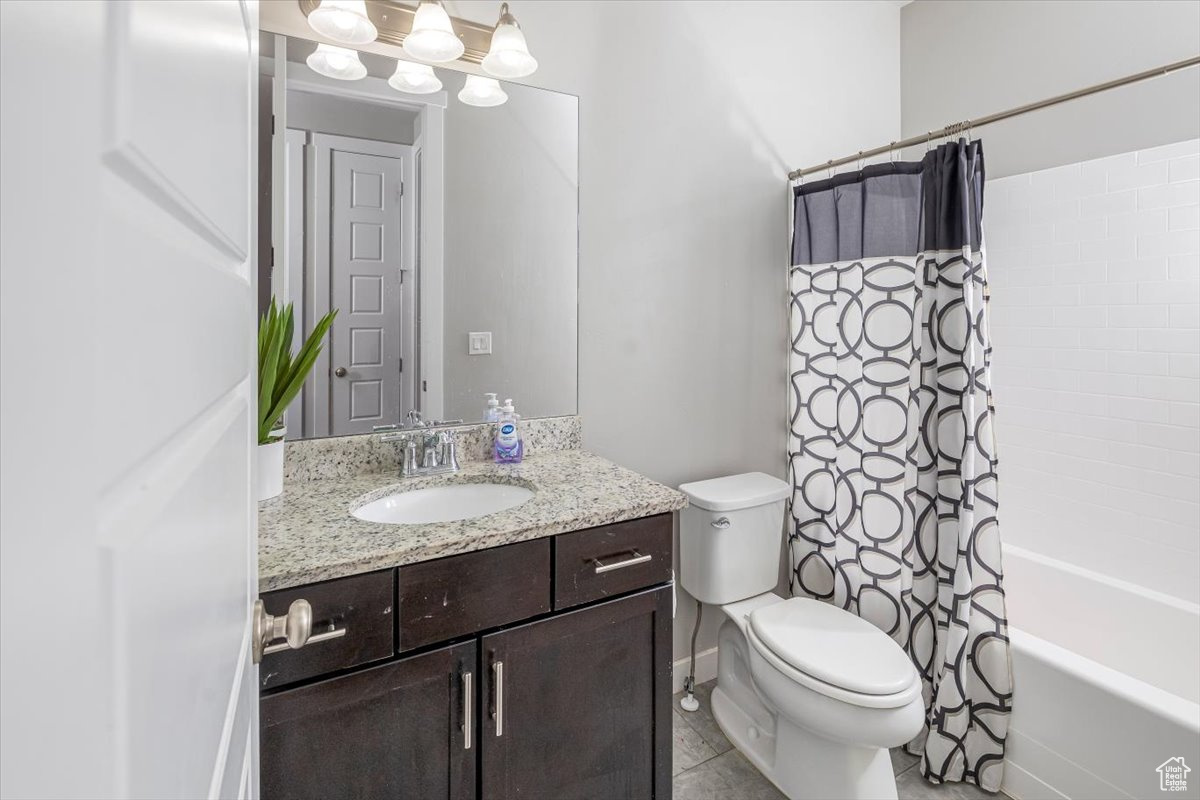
left=678, top=473, right=925, bottom=800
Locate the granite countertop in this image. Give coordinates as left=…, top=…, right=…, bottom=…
left=259, top=449, right=688, bottom=592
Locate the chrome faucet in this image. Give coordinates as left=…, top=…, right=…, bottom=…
left=380, top=428, right=460, bottom=478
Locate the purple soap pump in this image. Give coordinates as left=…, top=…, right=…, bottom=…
left=494, top=398, right=523, bottom=463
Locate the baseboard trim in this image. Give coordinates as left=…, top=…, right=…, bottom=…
left=672, top=646, right=719, bottom=694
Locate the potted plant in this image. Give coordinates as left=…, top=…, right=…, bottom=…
left=258, top=299, right=336, bottom=501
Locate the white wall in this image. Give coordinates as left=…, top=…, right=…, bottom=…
left=986, top=140, right=1200, bottom=603
left=901, top=0, right=1200, bottom=178
left=442, top=72, right=579, bottom=421
left=287, top=89, right=416, bottom=144
left=443, top=0, right=902, bottom=665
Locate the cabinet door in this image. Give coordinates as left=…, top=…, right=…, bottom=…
left=480, top=586, right=672, bottom=800
left=261, top=640, right=476, bottom=800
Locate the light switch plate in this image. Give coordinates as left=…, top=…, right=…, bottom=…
left=468, top=331, right=493, bottom=355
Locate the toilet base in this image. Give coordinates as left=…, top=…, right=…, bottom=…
left=712, top=685, right=899, bottom=800
left=710, top=612, right=906, bottom=800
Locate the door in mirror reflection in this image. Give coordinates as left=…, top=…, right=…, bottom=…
left=325, top=139, right=411, bottom=437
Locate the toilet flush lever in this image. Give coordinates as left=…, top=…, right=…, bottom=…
left=711, top=517, right=731, bottom=529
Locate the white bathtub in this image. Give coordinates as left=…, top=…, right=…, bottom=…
left=1002, top=545, right=1200, bottom=800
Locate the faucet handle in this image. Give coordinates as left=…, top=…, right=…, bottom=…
left=381, top=433, right=420, bottom=476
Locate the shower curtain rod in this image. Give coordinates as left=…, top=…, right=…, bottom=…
left=787, top=55, right=1200, bottom=182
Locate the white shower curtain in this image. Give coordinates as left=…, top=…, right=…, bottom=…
left=789, top=140, right=1012, bottom=792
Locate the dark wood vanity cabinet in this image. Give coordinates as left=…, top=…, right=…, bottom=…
left=480, top=586, right=671, bottom=800
left=258, top=513, right=674, bottom=800
left=261, top=641, right=476, bottom=800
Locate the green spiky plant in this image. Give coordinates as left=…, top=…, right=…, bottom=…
left=258, top=299, right=337, bottom=445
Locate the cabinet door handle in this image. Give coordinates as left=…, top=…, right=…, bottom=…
left=262, top=626, right=346, bottom=656
left=593, top=550, right=652, bottom=574
left=493, top=660, right=504, bottom=737
left=462, top=671, right=473, bottom=750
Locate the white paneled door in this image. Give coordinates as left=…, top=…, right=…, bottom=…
left=1, top=2, right=260, bottom=798
left=314, top=134, right=412, bottom=437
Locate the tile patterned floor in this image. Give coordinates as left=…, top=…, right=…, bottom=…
left=672, top=680, right=1001, bottom=799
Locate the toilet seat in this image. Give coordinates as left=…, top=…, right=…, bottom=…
left=747, top=598, right=920, bottom=709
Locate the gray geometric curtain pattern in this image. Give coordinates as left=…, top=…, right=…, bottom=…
left=788, top=140, right=1012, bottom=792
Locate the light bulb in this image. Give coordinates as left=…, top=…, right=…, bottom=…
left=403, top=1, right=464, bottom=63
left=458, top=74, right=508, bottom=107
left=307, top=0, right=377, bottom=45
left=306, top=43, right=368, bottom=81
left=388, top=60, right=442, bottom=95
left=482, top=3, right=537, bottom=79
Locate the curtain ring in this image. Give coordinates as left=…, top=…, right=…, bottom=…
left=926, top=131, right=934, bottom=153
left=890, top=141, right=898, bottom=164
left=857, top=150, right=864, bottom=172
left=826, top=160, right=834, bottom=179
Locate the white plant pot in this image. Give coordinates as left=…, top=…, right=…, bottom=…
left=257, top=439, right=285, bottom=501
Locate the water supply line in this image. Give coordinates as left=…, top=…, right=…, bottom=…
left=680, top=598, right=703, bottom=712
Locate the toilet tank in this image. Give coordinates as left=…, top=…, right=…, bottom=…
left=678, top=472, right=791, bottom=605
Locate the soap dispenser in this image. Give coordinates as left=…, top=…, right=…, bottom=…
left=493, top=399, right=523, bottom=463
left=484, top=392, right=500, bottom=423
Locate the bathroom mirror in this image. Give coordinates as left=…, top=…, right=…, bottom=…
left=258, top=34, right=578, bottom=439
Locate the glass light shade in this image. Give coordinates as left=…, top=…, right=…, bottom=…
left=481, top=15, right=537, bottom=78
left=458, top=74, right=508, bottom=107
left=388, top=60, right=442, bottom=94
left=307, top=0, right=378, bottom=45
left=403, top=1, right=464, bottom=63
left=306, top=43, right=368, bottom=81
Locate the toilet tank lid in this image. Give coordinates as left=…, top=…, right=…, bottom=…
left=678, top=472, right=790, bottom=512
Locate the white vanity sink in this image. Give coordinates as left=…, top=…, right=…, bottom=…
left=352, top=483, right=534, bottom=525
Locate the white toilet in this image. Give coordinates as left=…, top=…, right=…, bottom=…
left=678, top=472, right=925, bottom=800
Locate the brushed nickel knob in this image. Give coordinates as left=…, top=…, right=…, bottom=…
left=282, top=599, right=312, bottom=649
left=334, top=367, right=347, bottom=378
left=252, top=598, right=313, bottom=663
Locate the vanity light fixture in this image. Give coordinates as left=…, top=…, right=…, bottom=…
left=306, top=43, right=368, bottom=80
left=388, top=60, right=443, bottom=94
left=306, top=0, right=378, bottom=45
left=458, top=74, right=508, bottom=107
left=403, top=1, right=465, bottom=64
left=481, top=3, right=537, bottom=79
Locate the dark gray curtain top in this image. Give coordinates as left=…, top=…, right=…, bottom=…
left=791, top=139, right=985, bottom=266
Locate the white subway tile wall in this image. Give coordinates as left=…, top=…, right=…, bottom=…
left=985, top=139, right=1200, bottom=604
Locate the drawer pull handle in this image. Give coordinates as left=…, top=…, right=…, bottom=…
left=462, top=671, right=473, bottom=750
left=262, top=626, right=347, bottom=655
left=593, top=551, right=652, bottom=574
left=493, top=661, right=504, bottom=737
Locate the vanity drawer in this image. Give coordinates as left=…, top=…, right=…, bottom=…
left=259, top=569, right=395, bottom=691
left=553, top=514, right=673, bottom=610
left=399, top=539, right=551, bottom=652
